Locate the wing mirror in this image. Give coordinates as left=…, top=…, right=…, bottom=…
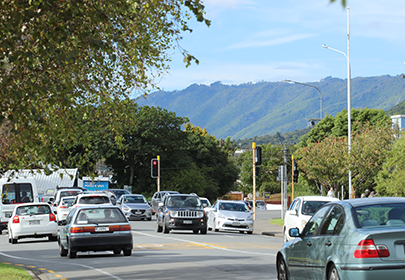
left=289, top=228, right=300, bottom=237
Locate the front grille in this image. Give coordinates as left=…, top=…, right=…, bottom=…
left=171, top=211, right=203, bottom=218
left=227, top=218, right=245, bottom=222
left=131, top=209, right=145, bottom=214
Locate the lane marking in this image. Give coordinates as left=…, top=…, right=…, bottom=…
left=132, top=230, right=276, bottom=256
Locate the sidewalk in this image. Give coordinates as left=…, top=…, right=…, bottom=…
left=254, top=204, right=284, bottom=238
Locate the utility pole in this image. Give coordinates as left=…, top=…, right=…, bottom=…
left=283, top=144, right=288, bottom=218
left=157, top=155, right=160, bottom=192
left=252, top=142, right=257, bottom=220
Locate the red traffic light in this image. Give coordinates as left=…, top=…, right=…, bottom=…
left=151, top=158, right=159, bottom=178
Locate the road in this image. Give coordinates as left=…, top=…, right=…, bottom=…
left=0, top=210, right=283, bottom=280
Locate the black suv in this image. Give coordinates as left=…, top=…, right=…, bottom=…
left=156, top=193, right=207, bottom=234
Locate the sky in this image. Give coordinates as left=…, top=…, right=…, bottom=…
left=151, top=0, right=405, bottom=92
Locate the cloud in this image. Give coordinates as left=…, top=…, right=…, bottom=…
left=228, top=33, right=317, bottom=49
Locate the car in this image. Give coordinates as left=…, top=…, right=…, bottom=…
left=199, top=197, right=211, bottom=208
left=156, top=193, right=207, bottom=234
left=8, top=203, right=58, bottom=243
left=151, top=191, right=179, bottom=215
left=56, top=196, right=76, bottom=225
left=283, top=195, right=339, bottom=242
left=104, top=189, right=131, bottom=200
left=71, top=193, right=112, bottom=210
left=276, top=197, right=405, bottom=280
left=102, top=191, right=117, bottom=205
left=51, top=187, right=84, bottom=213
left=118, top=194, right=152, bottom=221
left=206, top=200, right=254, bottom=234
left=58, top=205, right=133, bottom=258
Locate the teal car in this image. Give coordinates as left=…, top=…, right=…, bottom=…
left=276, top=197, right=405, bottom=280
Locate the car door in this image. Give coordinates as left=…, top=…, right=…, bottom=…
left=287, top=205, right=332, bottom=280
left=285, top=198, right=300, bottom=236
left=207, top=201, right=218, bottom=229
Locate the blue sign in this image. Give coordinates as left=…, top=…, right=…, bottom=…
left=83, top=180, right=109, bottom=192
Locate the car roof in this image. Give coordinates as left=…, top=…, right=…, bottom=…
left=343, top=197, right=405, bottom=207
left=16, top=202, right=50, bottom=207
left=216, top=200, right=245, bottom=204
left=77, top=193, right=109, bottom=198
left=296, top=196, right=340, bottom=202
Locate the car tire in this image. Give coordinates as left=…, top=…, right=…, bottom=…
left=239, top=231, right=245, bottom=234
left=157, top=221, right=163, bottom=233
left=277, top=255, right=289, bottom=280
left=163, top=220, right=170, bottom=234
left=147, top=217, right=152, bottom=221
left=68, top=243, right=77, bottom=259
left=213, top=219, right=219, bottom=232
left=59, top=242, right=68, bottom=257
left=9, top=231, right=17, bottom=244
left=123, top=249, right=132, bottom=256
left=193, top=229, right=199, bottom=234
left=200, top=227, right=207, bottom=234
left=328, top=264, right=341, bottom=280
left=49, top=235, right=58, bottom=242
left=113, top=249, right=121, bottom=255
left=247, top=231, right=253, bottom=234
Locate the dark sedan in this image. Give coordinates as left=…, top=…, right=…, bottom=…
left=58, top=206, right=133, bottom=258
left=277, top=197, right=405, bottom=280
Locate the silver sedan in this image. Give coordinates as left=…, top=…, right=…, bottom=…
left=206, top=200, right=254, bottom=234
left=117, top=194, right=152, bottom=221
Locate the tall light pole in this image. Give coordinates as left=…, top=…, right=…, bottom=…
left=284, top=79, right=323, bottom=120
left=322, top=6, right=352, bottom=199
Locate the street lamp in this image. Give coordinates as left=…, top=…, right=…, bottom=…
left=284, top=79, right=323, bottom=120
left=322, top=6, right=353, bottom=199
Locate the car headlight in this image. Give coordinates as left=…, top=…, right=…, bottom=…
left=247, top=215, right=253, bottom=221
left=218, top=214, right=226, bottom=220
left=169, top=211, right=178, bottom=217
left=122, top=205, right=131, bottom=212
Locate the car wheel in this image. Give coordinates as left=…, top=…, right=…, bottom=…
left=48, top=235, right=58, bottom=242
left=68, top=243, right=77, bottom=259
left=193, top=229, right=199, bottom=234
left=247, top=231, right=253, bottom=234
left=123, top=249, right=132, bottom=256
left=147, top=217, right=152, bottom=221
left=157, top=221, right=163, bottom=232
left=213, top=219, right=219, bottom=232
left=239, top=231, right=245, bottom=234
left=328, top=264, right=341, bottom=280
left=200, top=227, right=207, bottom=234
left=277, top=256, right=289, bottom=280
left=163, top=220, right=170, bottom=234
left=59, top=242, right=68, bottom=257
left=9, top=230, right=17, bottom=244
left=113, top=249, right=121, bottom=255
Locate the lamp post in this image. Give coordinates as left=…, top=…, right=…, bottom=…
left=284, top=79, right=323, bottom=120
left=322, top=6, right=353, bottom=199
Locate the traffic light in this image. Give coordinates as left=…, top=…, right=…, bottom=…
left=255, top=147, right=262, bottom=165
left=255, top=166, right=260, bottom=177
left=293, top=161, right=299, bottom=183
left=151, top=159, right=158, bottom=178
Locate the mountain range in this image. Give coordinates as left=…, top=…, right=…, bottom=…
left=136, top=75, right=405, bottom=140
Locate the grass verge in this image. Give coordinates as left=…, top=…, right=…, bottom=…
left=0, top=263, right=32, bottom=280
left=269, top=218, right=284, bottom=226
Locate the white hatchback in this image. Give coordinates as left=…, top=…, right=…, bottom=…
left=283, top=196, right=340, bottom=242
left=56, top=196, right=76, bottom=225
left=8, top=203, right=58, bottom=244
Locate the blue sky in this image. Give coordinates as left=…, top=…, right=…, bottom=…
left=153, top=0, right=405, bottom=92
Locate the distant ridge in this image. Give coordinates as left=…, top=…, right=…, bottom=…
left=137, top=75, right=405, bottom=140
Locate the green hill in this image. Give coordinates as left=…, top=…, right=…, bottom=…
left=137, top=75, right=405, bottom=140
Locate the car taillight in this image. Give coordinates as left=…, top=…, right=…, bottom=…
left=109, top=224, right=132, bottom=232
left=70, top=226, right=95, bottom=233
left=354, top=238, right=390, bottom=258
left=60, top=206, right=67, bottom=208
left=12, top=216, right=20, bottom=224
left=49, top=213, right=56, bottom=222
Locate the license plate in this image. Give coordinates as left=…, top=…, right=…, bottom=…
left=95, top=226, right=109, bottom=232
left=135, top=211, right=142, bottom=215
left=29, top=220, right=40, bottom=225
left=232, top=222, right=240, bottom=226
left=5, top=212, right=11, bottom=218
left=183, top=220, right=192, bottom=224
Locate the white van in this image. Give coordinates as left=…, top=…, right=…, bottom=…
left=0, top=177, right=39, bottom=234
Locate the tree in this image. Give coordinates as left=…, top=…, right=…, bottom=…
left=0, top=0, right=210, bottom=170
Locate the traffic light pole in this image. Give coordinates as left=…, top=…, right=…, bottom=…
left=157, top=155, right=160, bottom=192
left=252, top=143, right=256, bottom=221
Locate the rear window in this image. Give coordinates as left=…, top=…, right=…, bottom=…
left=354, top=203, right=405, bottom=228
left=60, top=190, right=82, bottom=199
left=78, top=196, right=110, bottom=204
left=61, top=198, right=75, bottom=207
left=75, top=208, right=127, bottom=224
left=16, top=205, right=51, bottom=215
left=2, top=183, right=34, bottom=204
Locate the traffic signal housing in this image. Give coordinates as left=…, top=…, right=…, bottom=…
left=255, top=147, right=262, bottom=165
left=151, top=159, right=158, bottom=178
left=293, top=161, right=299, bottom=183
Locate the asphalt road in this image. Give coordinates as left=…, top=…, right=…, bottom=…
left=0, top=210, right=283, bottom=280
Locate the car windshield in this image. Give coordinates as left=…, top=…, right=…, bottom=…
left=219, top=202, right=249, bottom=212
left=354, top=203, right=405, bottom=228
left=257, top=201, right=265, bottom=206
left=123, top=196, right=147, bottom=204
left=75, top=208, right=127, bottom=224
left=167, top=196, right=201, bottom=208
left=78, top=196, right=110, bottom=204
left=60, top=190, right=82, bottom=199
left=111, top=190, right=130, bottom=198
left=16, top=205, right=51, bottom=215
left=302, top=201, right=330, bottom=216
left=200, top=199, right=211, bottom=207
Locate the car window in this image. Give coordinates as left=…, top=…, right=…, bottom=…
left=301, top=200, right=331, bottom=216
left=167, top=196, right=201, bottom=208
left=78, top=196, right=110, bottom=204
left=354, top=202, right=405, bottom=228
left=219, top=202, right=249, bottom=212
left=123, top=196, right=147, bottom=204
left=16, top=205, right=51, bottom=215
left=75, top=208, right=127, bottom=224
left=288, top=199, right=298, bottom=211
left=61, top=198, right=75, bottom=207
left=66, top=208, right=77, bottom=224
left=319, top=205, right=345, bottom=235
left=302, top=206, right=331, bottom=237
left=295, top=199, right=301, bottom=212
left=60, top=190, right=82, bottom=199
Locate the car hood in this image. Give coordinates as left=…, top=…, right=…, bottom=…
left=124, top=203, right=150, bottom=209
left=218, top=210, right=252, bottom=219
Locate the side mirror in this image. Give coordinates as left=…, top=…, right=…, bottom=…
left=202, top=203, right=207, bottom=208
left=289, top=228, right=300, bottom=237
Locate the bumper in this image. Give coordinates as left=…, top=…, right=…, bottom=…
left=339, top=263, right=405, bottom=280
left=69, top=233, right=133, bottom=252
left=217, top=219, right=254, bottom=232
left=166, top=217, right=207, bottom=231
left=124, top=209, right=152, bottom=220
left=11, top=223, right=58, bottom=239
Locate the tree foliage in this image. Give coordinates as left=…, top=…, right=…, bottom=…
left=0, top=0, right=209, bottom=170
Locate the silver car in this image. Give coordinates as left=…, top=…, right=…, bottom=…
left=206, top=200, right=254, bottom=234
left=118, top=194, right=152, bottom=221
